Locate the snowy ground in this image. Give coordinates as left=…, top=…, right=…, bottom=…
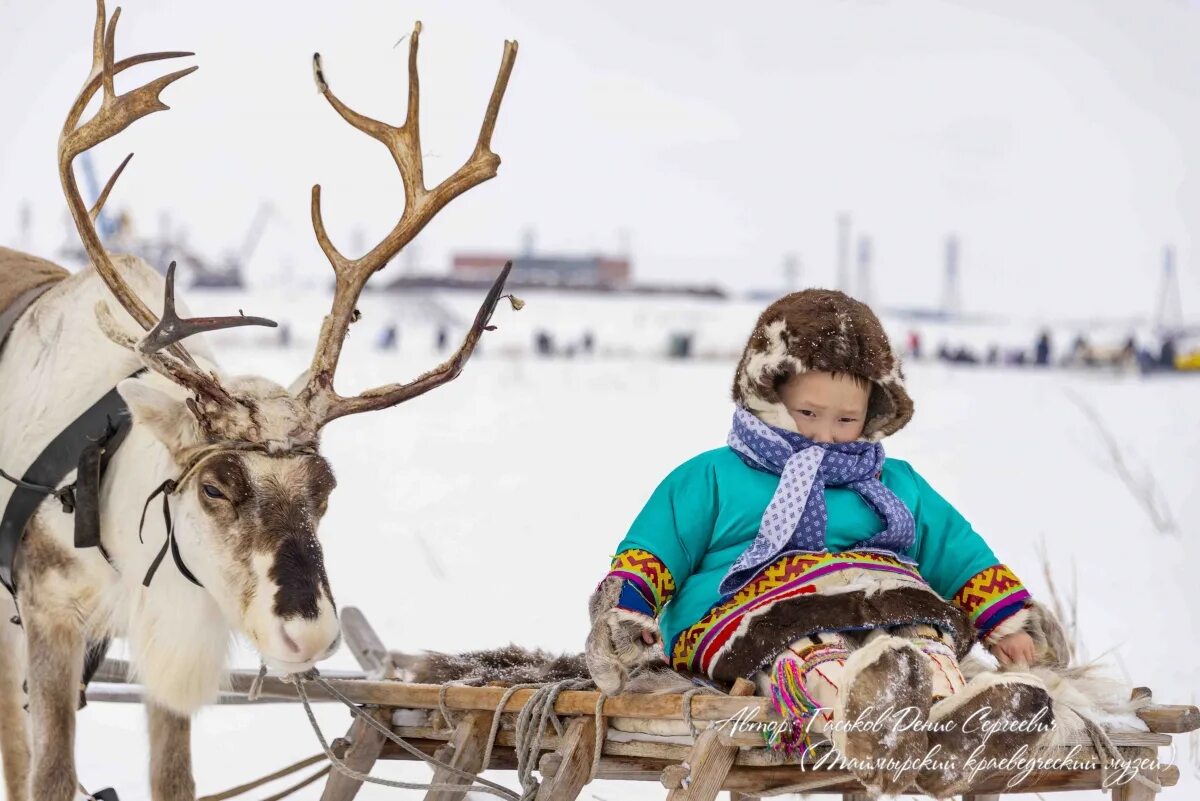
left=49, top=290, right=1200, bottom=799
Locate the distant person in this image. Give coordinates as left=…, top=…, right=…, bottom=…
left=581, top=330, right=595, bottom=355
left=378, top=324, right=398, bottom=351
left=668, top=332, right=693, bottom=359
left=436, top=325, right=449, bottom=353
left=907, top=330, right=922, bottom=360
left=535, top=330, right=555, bottom=357
left=276, top=322, right=292, bottom=348
left=1159, top=337, right=1177, bottom=370
left=1120, top=335, right=1137, bottom=367
left=954, top=346, right=979, bottom=365
left=1034, top=330, right=1051, bottom=367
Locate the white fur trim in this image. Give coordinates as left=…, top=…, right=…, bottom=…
left=738, top=318, right=805, bottom=433
left=982, top=607, right=1031, bottom=647
left=928, top=670, right=1046, bottom=723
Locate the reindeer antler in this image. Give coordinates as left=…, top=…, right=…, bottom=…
left=60, top=0, right=275, bottom=407
left=299, top=22, right=520, bottom=427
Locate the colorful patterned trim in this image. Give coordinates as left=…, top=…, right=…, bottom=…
left=616, top=581, right=656, bottom=617
left=671, top=551, right=925, bottom=675
left=952, top=564, right=1032, bottom=637
left=608, top=549, right=675, bottom=615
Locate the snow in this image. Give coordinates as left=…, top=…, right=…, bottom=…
left=48, top=290, right=1200, bottom=798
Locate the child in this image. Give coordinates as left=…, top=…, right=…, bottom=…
left=585, top=289, right=1066, bottom=798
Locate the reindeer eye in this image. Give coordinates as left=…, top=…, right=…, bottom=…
left=202, top=484, right=226, bottom=500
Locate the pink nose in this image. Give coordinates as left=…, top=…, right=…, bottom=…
left=278, top=618, right=341, bottom=662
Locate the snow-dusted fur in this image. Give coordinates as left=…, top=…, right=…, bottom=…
left=409, top=644, right=590, bottom=686
left=830, top=633, right=933, bottom=796
left=959, top=650, right=1149, bottom=742
left=410, top=642, right=695, bottom=696
left=0, top=254, right=341, bottom=801
left=960, top=597, right=1145, bottom=745
left=731, top=288, right=914, bottom=440
left=916, top=669, right=1054, bottom=798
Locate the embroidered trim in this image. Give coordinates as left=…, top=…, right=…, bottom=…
left=608, top=549, right=676, bottom=615
left=952, top=564, right=1031, bottom=636
left=672, top=551, right=924, bottom=673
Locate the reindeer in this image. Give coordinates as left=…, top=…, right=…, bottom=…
left=0, top=3, right=518, bottom=799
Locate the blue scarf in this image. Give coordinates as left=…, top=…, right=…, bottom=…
left=719, top=406, right=916, bottom=595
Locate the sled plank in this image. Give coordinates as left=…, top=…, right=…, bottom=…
left=535, top=716, right=597, bottom=801
left=426, top=710, right=496, bottom=801
left=221, top=672, right=782, bottom=721
left=1136, top=703, right=1200, bottom=734
left=664, top=678, right=756, bottom=801
left=320, top=711, right=390, bottom=801
left=1111, top=747, right=1160, bottom=801
left=551, top=749, right=1181, bottom=794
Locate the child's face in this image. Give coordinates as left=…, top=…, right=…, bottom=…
left=778, top=371, right=871, bottom=443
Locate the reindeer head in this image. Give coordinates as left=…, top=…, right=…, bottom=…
left=59, top=1, right=519, bottom=672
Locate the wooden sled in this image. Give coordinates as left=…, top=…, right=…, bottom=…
left=88, top=607, right=1200, bottom=801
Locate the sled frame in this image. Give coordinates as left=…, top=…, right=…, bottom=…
left=87, top=607, right=1200, bottom=801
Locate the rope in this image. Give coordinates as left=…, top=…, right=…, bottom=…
left=196, top=753, right=327, bottom=801
left=479, top=682, right=543, bottom=777
left=1079, top=711, right=1163, bottom=793
left=680, top=685, right=723, bottom=741
left=257, top=766, right=331, bottom=801
left=0, top=467, right=76, bottom=511
left=246, top=663, right=268, bottom=703
left=588, top=692, right=607, bottom=783
left=511, top=679, right=593, bottom=799
left=438, top=678, right=482, bottom=729
left=293, top=671, right=521, bottom=799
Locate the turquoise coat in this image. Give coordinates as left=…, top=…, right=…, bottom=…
left=613, top=447, right=1000, bottom=653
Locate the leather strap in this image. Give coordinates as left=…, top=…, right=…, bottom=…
left=0, top=382, right=136, bottom=595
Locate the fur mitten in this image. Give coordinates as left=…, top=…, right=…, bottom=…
left=585, top=576, right=665, bottom=694
left=982, top=599, right=1071, bottom=668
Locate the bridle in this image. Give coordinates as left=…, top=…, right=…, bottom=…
left=137, top=439, right=320, bottom=588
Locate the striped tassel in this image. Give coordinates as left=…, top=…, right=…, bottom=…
left=765, top=653, right=819, bottom=756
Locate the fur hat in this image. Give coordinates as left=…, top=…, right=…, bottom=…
left=731, top=288, right=914, bottom=440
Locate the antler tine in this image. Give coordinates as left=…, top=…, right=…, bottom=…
left=302, top=22, right=520, bottom=427
left=319, top=262, right=518, bottom=425
left=61, top=1, right=198, bottom=358
left=140, top=263, right=278, bottom=354
left=94, top=301, right=227, bottom=406
left=95, top=264, right=277, bottom=405
left=59, top=1, right=273, bottom=410
left=89, top=152, right=132, bottom=222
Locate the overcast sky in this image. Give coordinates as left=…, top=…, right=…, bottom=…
left=2, top=0, right=1199, bottom=319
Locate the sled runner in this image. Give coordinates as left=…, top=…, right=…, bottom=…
left=87, top=607, right=1199, bottom=801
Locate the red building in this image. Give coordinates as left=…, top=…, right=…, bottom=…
left=452, top=252, right=631, bottom=288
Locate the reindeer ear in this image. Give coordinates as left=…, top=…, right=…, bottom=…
left=118, top=378, right=199, bottom=455
left=286, top=369, right=311, bottom=396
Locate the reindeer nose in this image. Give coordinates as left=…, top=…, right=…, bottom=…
left=279, top=618, right=341, bottom=662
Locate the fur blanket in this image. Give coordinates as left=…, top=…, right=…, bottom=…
left=0, top=247, right=69, bottom=349
left=405, top=644, right=696, bottom=695
left=406, top=608, right=1147, bottom=745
